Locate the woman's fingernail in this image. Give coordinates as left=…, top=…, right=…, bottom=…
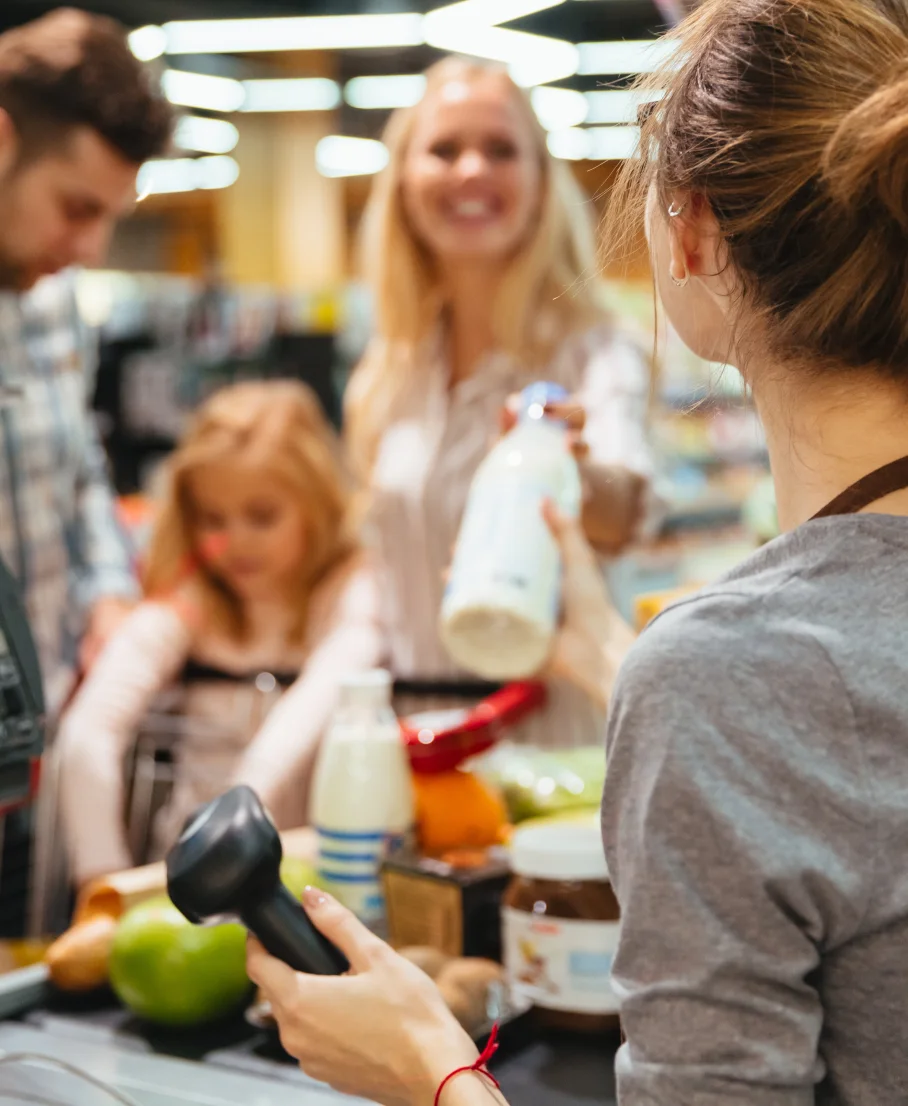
left=303, top=886, right=330, bottom=909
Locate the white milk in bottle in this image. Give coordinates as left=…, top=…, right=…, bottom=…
left=440, top=382, right=582, bottom=681
left=309, top=669, right=414, bottom=924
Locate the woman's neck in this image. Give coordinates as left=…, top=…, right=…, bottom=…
left=442, top=260, right=505, bottom=386
left=754, top=367, right=908, bottom=530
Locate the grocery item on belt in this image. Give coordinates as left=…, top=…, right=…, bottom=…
left=412, top=770, right=509, bottom=855
left=382, top=846, right=511, bottom=962
left=110, top=896, right=249, bottom=1027
left=503, top=819, right=620, bottom=1034
left=107, top=848, right=327, bottom=1027
left=310, top=670, right=415, bottom=925
left=441, top=382, right=582, bottom=681
left=470, top=743, right=606, bottom=824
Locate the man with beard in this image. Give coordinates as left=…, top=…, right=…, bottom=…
left=0, top=8, right=173, bottom=936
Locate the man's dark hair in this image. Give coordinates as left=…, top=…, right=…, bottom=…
left=0, top=8, right=173, bottom=164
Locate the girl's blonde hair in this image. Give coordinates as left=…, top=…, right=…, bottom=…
left=143, top=380, right=354, bottom=644
left=346, top=56, right=608, bottom=479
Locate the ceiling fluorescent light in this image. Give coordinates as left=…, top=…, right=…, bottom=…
left=174, top=116, right=240, bottom=154
left=163, top=14, right=425, bottom=55
left=532, top=87, right=588, bottom=130
left=423, top=18, right=578, bottom=87
left=241, top=79, right=341, bottom=113
left=548, top=125, right=640, bottom=161
left=316, top=136, right=389, bottom=178
left=137, top=156, right=240, bottom=196
left=162, top=70, right=246, bottom=113
left=429, top=0, right=566, bottom=23
left=585, top=88, right=664, bottom=124
left=128, top=25, right=167, bottom=62
left=586, top=125, right=640, bottom=159
left=345, top=75, right=427, bottom=110
left=577, top=38, right=676, bottom=75
left=547, top=128, right=590, bottom=161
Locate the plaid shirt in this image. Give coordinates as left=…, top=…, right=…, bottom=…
left=0, top=271, right=138, bottom=716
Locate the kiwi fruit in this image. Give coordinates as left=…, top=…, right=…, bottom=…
left=436, top=958, right=504, bottom=994
left=397, top=946, right=453, bottom=980
left=437, top=978, right=489, bottom=1035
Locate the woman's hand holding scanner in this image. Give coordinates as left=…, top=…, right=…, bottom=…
left=247, top=890, right=506, bottom=1106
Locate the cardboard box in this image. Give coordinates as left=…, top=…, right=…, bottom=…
left=382, top=848, right=511, bottom=961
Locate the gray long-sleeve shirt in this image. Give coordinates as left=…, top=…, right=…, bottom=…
left=603, top=514, right=908, bottom=1105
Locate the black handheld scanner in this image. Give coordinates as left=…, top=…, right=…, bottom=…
left=166, top=785, right=348, bottom=976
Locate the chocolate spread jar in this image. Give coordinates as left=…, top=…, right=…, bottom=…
left=502, top=820, right=621, bottom=1034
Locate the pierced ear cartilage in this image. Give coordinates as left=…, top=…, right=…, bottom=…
left=668, top=201, right=688, bottom=218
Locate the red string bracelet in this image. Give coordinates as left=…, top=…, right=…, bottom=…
left=433, top=1024, right=502, bottom=1105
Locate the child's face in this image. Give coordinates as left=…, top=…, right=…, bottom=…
left=187, top=461, right=307, bottom=601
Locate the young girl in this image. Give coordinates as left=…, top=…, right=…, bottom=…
left=57, top=381, right=382, bottom=888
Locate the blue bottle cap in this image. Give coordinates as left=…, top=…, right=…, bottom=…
left=519, top=381, right=570, bottom=422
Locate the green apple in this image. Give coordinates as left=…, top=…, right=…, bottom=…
left=109, top=897, right=250, bottom=1027
left=279, top=855, right=322, bottom=902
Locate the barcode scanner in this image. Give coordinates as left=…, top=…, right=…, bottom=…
left=166, top=785, right=348, bottom=976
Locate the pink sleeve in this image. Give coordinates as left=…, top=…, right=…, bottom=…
left=233, top=556, right=386, bottom=823
left=56, top=602, right=192, bottom=885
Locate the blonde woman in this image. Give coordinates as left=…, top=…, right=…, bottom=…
left=347, top=57, right=656, bottom=747
left=57, top=381, right=381, bottom=887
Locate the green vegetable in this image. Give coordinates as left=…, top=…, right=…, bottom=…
left=471, top=744, right=606, bottom=823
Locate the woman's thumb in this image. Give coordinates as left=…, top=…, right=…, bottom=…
left=302, top=887, right=387, bottom=972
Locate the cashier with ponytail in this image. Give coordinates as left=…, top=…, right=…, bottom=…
left=249, top=2, right=908, bottom=1104
left=346, top=55, right=657, bottom=748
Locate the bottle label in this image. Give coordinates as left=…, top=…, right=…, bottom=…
left=316, top=827, right=408, bottom=925
left=502, top=907, right=621, bottom=1014
left=445, top=477, right=563, bottom=622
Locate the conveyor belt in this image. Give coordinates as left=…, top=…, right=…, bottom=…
left=0, top=1022, right=370, bottom=1106
left=0, top=966, right=617, bottom=1106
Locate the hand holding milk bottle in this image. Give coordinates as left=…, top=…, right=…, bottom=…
left=440, top=382, right=583, bottom=681
left=310, top=670, right=414, bottom=925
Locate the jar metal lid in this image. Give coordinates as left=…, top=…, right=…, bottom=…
left=510, top=819, right=609, bottom=882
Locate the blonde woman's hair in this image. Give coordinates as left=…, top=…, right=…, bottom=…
left=346, top=56, right=608, bottom=479
left=606, top=0, right=908, bottom=375
left=143, top=380, right=354, bottom=645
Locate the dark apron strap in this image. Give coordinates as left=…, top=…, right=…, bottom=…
left=812, top=455, right=908, bottom=520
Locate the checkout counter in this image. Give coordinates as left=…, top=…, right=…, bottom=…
left=0, top=965, right=617, bottom=1106
left=0, top=544, right=626, bottom=1106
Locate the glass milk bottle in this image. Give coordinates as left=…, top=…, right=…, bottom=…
left=440, top=382, right=582, bottom=681
left=309, top=670, right=414, bottom=925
